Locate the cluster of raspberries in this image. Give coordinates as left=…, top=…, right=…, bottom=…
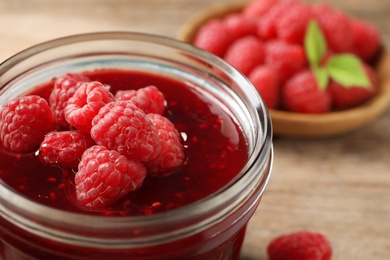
left=0, top=73, right=185, bottom=208
left=193, top=0, right=381, bottom=113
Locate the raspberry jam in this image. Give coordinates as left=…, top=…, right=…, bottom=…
left=0, top=32, right=272, bottom=260
left=0, top=69, right=248, bottom=216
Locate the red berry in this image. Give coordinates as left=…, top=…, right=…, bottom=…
left=49, top=73, right=89, bottom=129
left=114, top=89, right=137, bottom=101
left=248, top=65, right=280, bottom=109
left=351, top=19, right=381, bottom=62
left=194, top=19, right=232, bottom=57
left=329, top=64, right=377, bottom=110
left=256, top=0, right=299, bottom=40
left=39, top=130, right=95, bottom=169
left=115, top=85, right=165, bottom=115
left=223, top=35, right=265, bottom=76
left=223, top=13, right=257, bottom=40
left=75, top=145, right=147, bottom=208
left=145, top=113, right=185, bottom=176
left=242, top=0, right=277, bottom=19
left=276, top=2, right=313, bottom=45
left=265, top=40, right=307, bottom=83
left=91, top=101, right=160, bottom=162
left=283, top=70, right=332, bottom=114
left=312, top=4, right=353, bottom=53
left=267, top=231, right=332, bottom=260
left=0, top=95, right=55, bottom=153
left=64, top=81, right=115, bottom=133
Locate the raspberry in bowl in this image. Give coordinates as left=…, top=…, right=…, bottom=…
left=0, top=32, right=273, bottom=259
left=178, top=0, right=390, bottom=138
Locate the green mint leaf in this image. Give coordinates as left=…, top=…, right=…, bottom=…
left=312, top=65, right=329, bottom=90
left=326, top=54, right=371, bottom=88
left=305, top=20, right=327, bottom=66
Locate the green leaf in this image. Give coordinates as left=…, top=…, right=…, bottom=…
left=305, top=20, right=327, bottom=66
left=312, top=65, right=329, bottom=90
left=326, top=54, right=371, bottom=88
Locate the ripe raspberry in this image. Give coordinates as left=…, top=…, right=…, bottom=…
left=49, top=73, right=89, bottom=129
left=115, top=85, right=165, bottom=115
left=91, top=101, right=160, bottom=162
left=223, top=35, right=265, bottom=76
left=39, top=130, right=95, bottom=169
left=193, top=19, right=232, bottom=57
left=145, top=113, right=185, bottom=176
left=256, top=0, right=299, bottom=40
left=312, top=4, right=353, bottom=53
left=351, top=19, right=381, bottom=62
left=329, top=64, right=377, bottom=110
left=75, top=145, right=147, bottom=208
left=248, top=65, right=280, bottom=109
left=114, top=89, right=137, bottom=101
left=283, top=70, right=332, bottom=113
left=0, top=95, right=55, bottom=153
left=276, top=2, right=313, bottom=45
left=267, top=231, right=332, bottom=260
left=242, top=0, right=277, bottom=19
left=222, top=13, right=257, bottom=40
left=64, top=81, right=115, bottom=133
left=265, top=40, right=307, bottom=83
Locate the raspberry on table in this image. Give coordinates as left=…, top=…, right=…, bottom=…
left=282, top=70, right=332, bottom=114
left=248, top=65, right=280, bottom=109
left=145, top=113, right=185, bottom=176
left=267, top=231, right=332, bottom=260
left=75, top=145, right=147, bottom=208
left=39, top=130, right=95, bottom=169
left=91, top=101, right=161, bottom=162
left=115, top=85, right=166, bottom=115
left=49, top=73, right=90, bottom=129
left=351, top=19, right=381, bottom=62
left=193, top=19, right=233, bottom=57
left=312, top=4, right=353, bottom=53
left=64, top=81, right=115, bottom=133
left=329, top=64, right=378, bottom=110
left=0, top=95, right=55, bottom=153
left=264, top=40, right=307, bottom=84
left=223, top=35, right=265, bottom=76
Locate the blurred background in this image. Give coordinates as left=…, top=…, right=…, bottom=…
left=0, top=1, right=389, bottom=259
left=0, top=0, right=389, bottom=61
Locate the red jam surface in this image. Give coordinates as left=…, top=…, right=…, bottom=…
left=0, top=69, right=248, bottom=216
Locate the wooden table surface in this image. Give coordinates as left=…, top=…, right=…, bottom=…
left=0, top=0, right=389, bottom=259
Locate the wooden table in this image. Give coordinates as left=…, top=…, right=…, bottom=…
left=0, top=0, right=389, bottom=259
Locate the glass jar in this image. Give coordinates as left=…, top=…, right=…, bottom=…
left=0, top=32, right=273, bottom=260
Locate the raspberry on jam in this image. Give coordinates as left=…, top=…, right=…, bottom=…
left=75, top=145, right=147, bottom=208
left=0, top=95, right=55, bottom=153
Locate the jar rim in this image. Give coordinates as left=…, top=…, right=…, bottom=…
left=0, top=31, right=273, bottom=245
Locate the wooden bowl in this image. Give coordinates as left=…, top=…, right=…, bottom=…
left=177, top=2, right=390, bottom=138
